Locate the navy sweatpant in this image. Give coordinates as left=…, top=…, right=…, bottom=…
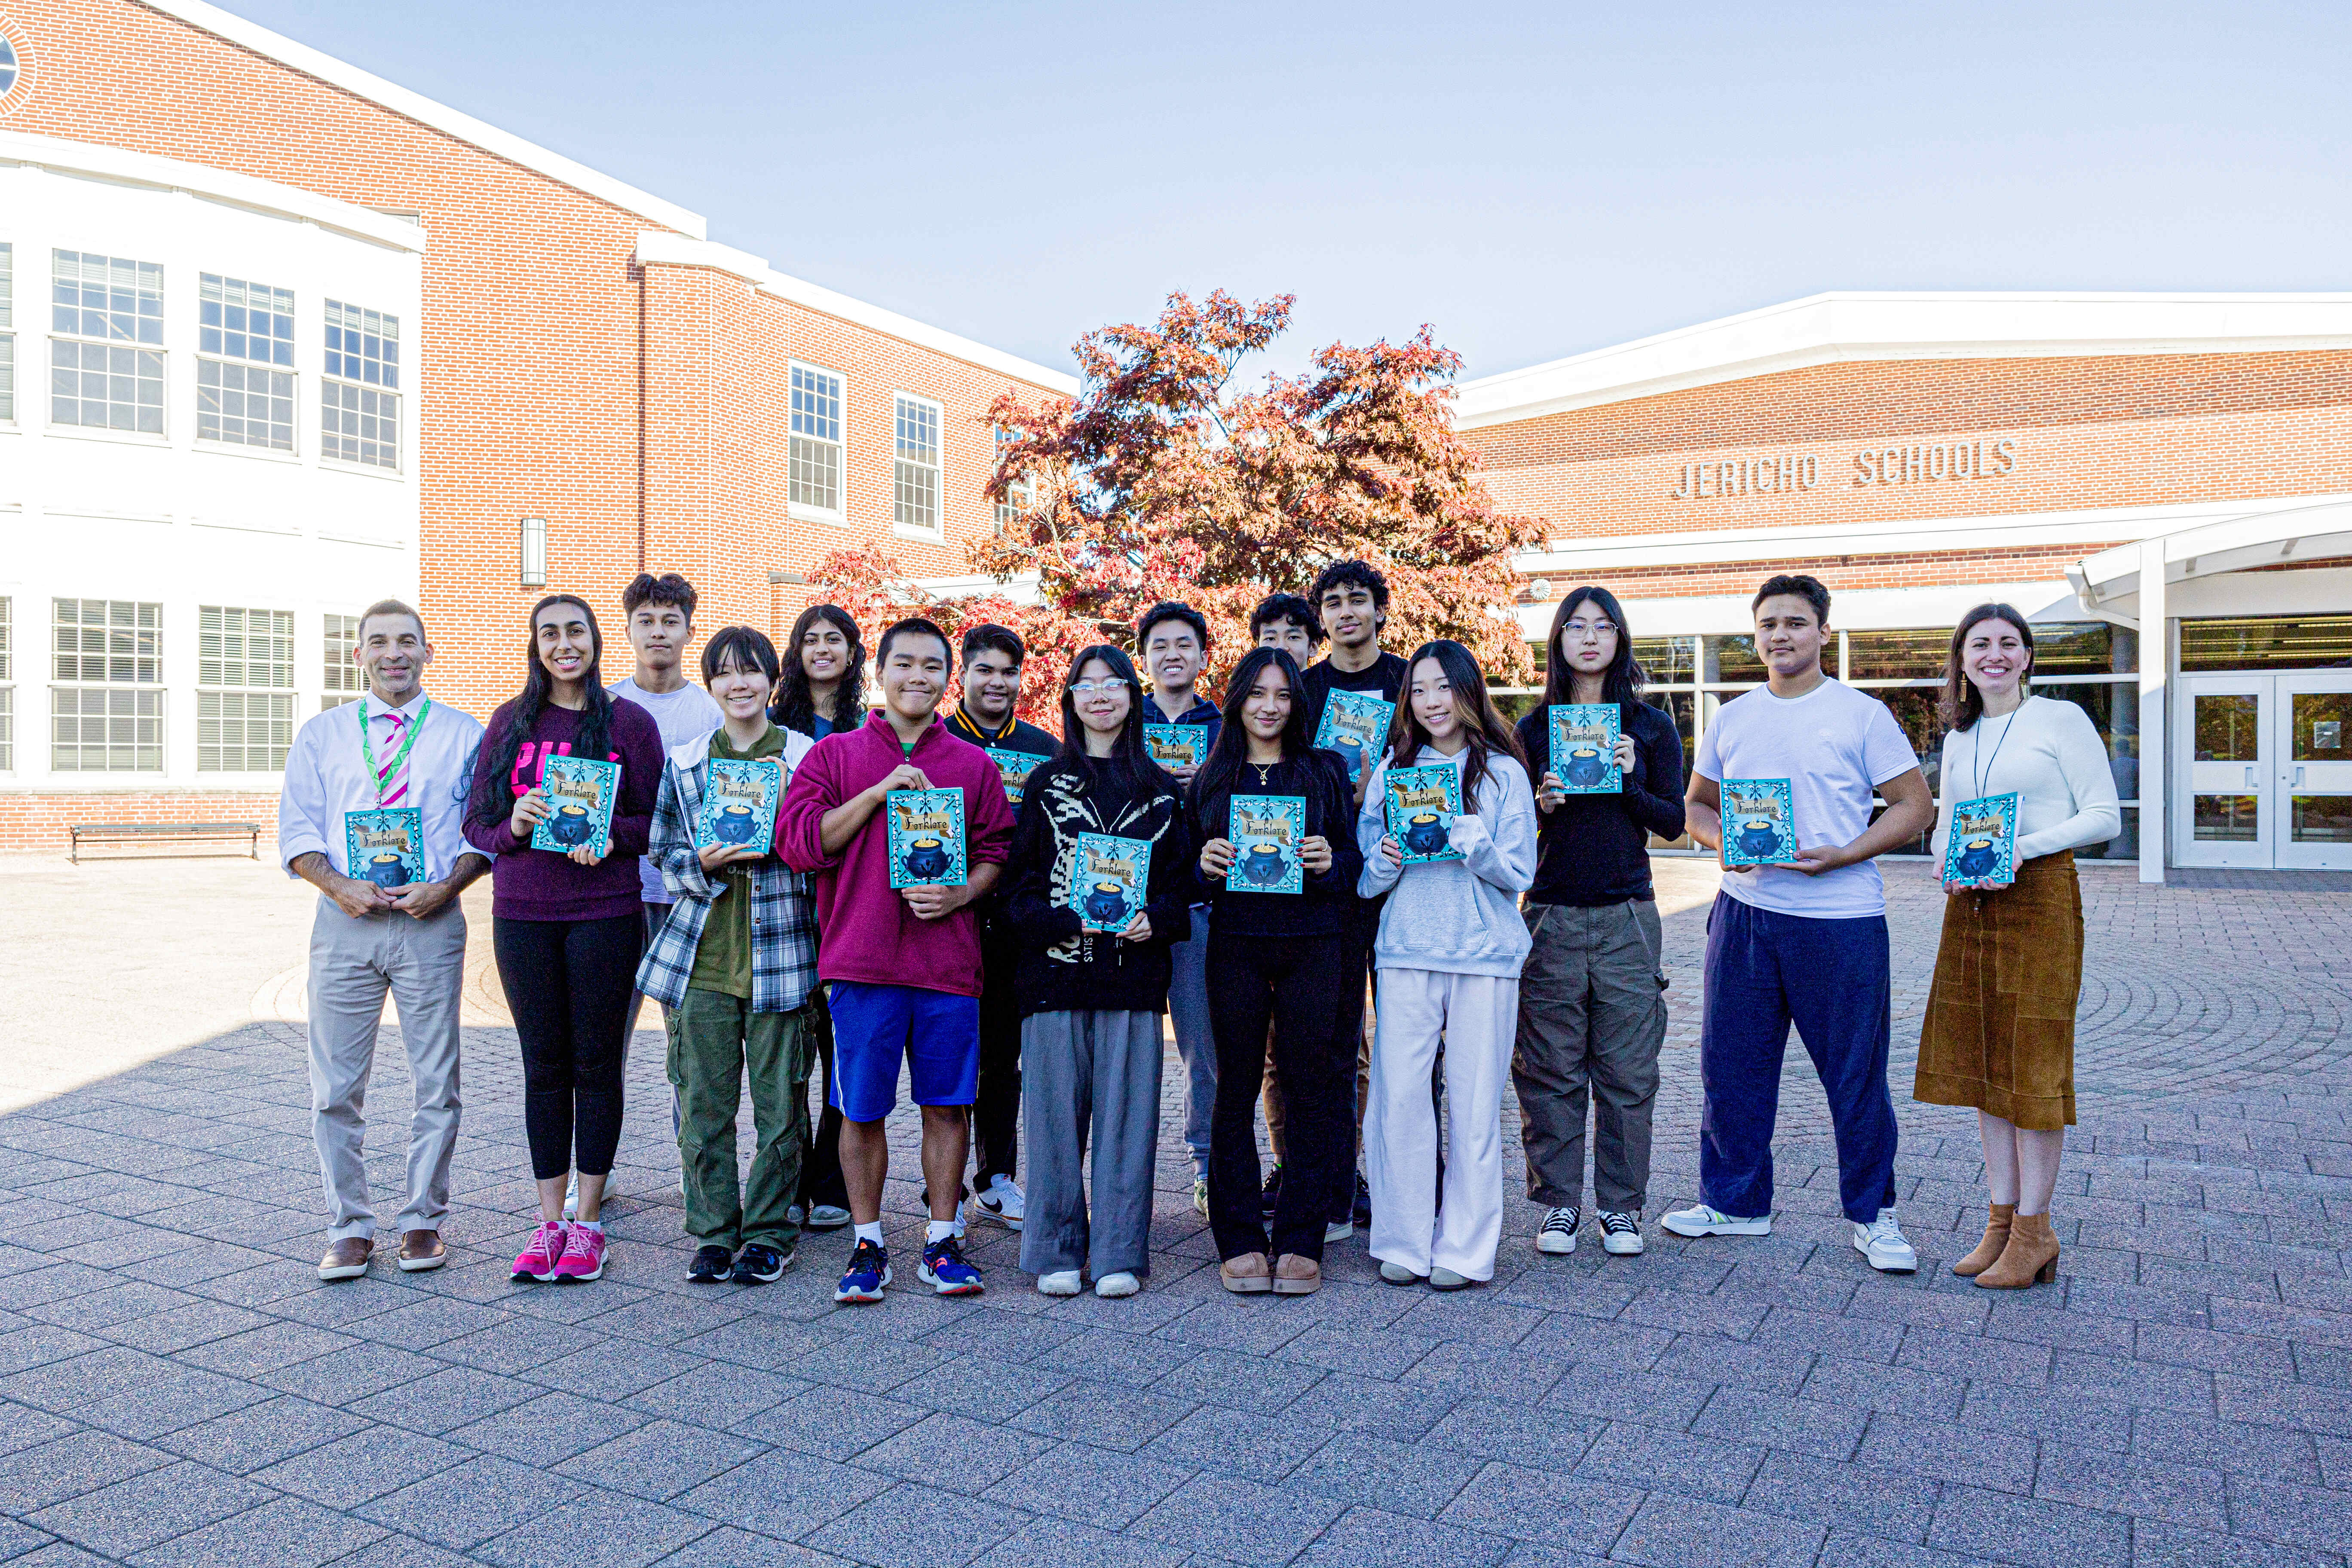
left=1698, top=892, right=1898, bottom=1225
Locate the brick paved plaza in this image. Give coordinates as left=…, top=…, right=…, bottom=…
left=0, top=855, right=2349, bottom=1568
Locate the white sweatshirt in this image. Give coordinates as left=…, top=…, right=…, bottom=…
left=1931, top=694, right=2122, bottom=864
left=1357, top=745, right=1538, bottom=978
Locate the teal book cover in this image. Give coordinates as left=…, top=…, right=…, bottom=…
left=1548, top=703, right=1622, bottom=794
left=1719, top=777, right=1797, bottom=868
left=1384, top=763, right=1467, bottom=864
left=346, top=807, right=424, bottom=889
left=697, top=757, right=782, bottom=853
left=532, top=755, right=620, bottom=858
left=886, top=787, right=968, bottom=888
left=1069, top=832, right=1151, bottom=932
left=1143, top=724, right=1208, bottom=771
left=1228, top=794, right=1305, bottom=894
left=1943, top=792, right=2020, bottom=889
left=1314, top=690, right=1394, bottom=783
left=985, top=747, right=1054, bottom=810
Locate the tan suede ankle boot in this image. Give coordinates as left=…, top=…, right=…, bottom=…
left=1974, top=1210, right=2059, bottom=1289
left=1952, top=1203, right=2015, bottom=1277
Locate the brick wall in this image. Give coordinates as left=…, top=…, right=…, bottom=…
left=0, top=791, right=279, bottom=857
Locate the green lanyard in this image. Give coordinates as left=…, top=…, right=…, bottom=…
left=358, top=696, right=431, bottom=806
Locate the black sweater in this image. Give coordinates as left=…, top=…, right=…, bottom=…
left=1185, top=750, right=1363, bottom=939
left=1515, top=700, right=1687, bottom=906
left=1006, top=755, right=1194, bottom=1018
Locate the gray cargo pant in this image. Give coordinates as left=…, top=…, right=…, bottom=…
left=1511, top=899, right=1666, bottom=1213
left=1020, top=1008, right=1164, bottom=1280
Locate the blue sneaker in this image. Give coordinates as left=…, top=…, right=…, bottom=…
left=835, top=1238, right=890, bottom=1303
left=918, top=1235, right=985, bottom=1295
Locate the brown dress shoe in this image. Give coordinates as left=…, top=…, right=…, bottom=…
left=398, top=1230, right=447, bottom=1272
left=1952, top=1202, right=2015, bottom=1277
left=1974, top=1210, right=2060, bottom=1289
left=1219, top=1253, right=1272, bottom=1294
left=1272, top=1253, right=1321, bottom=1295
left=318, top=1237, right=373, bottom=1282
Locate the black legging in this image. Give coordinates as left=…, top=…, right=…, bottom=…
left=493, top=912, right=643, bottom=1180
left=1207, top=929, right=1348, bottom=1263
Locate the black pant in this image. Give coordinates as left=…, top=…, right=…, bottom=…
left=1207, top=930, right=1348, bottom=1263
left=972, top=921, right=1023, bottom=1189
left=493, top=912, right=644, bottom=1181
left=800, top=985, right=849, bottom=1211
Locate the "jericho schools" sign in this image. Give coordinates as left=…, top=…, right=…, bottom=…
left=1669, top=438, right=2019, bottom=500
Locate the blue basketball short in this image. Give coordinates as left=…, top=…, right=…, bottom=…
left=825, top=980, right=982, bottom=1122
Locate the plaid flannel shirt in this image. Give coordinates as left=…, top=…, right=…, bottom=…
left=633, top=731, right=819, bottom=1013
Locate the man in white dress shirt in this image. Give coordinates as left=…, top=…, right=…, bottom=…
left=278, top=600, right=490, bottom=1281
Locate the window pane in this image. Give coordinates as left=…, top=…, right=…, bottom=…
left=324, top=614, right=362, bottom=693
left=2291, top=796, right=2352, bottom=844
left=1632, top=635, right=1692, bottom=685
left=2194, top=794, right=2260, bottom=842
left=324, top=299, right=399, bottom=389
left=791, top=365, right=841, bottom=441
left=49, top=338, right=162, bottom=432
left=894, top=455, right=940, bottom=533
left=1844, top=628, right=1949, bottom=682
left=2193, top=694, right=2260, bottom=761
left=0, top=686, right=11, bottom=772
left=322, top=380, right=399, bottom=469
left=2180, top=615, right=2352, bottom=673
left=51, top=686, right=163, bottom=772
left=51, top=250, right=164, bottom=344
left=2032, top=622, right=2135, bottom=676
left=196, top=359, right=294, bottom=450
left=52, top=599, right=161, bottom=683
left=893, top=395, right=940, bottom=464
left=2036, top=682, right=2143, bottom=803
left=1703, top=635, right=1766, bottom=684
left=199, top=606, right=295, bottom=689
left=789, top=433, right=840, bottom=512
left=2291, top=692, right=2349, bottom=762
left=1867, top=686, right=1946, bottom=796
left=198, top=689, right=294, bottom=771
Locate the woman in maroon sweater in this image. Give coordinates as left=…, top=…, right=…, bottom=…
left=464, top=594, right=663, bottom=1283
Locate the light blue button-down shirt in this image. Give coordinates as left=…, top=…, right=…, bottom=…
left=277, top=690, right=489, bottom=882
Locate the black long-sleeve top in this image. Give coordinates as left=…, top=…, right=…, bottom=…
left=1185, top=750, right=1363, bottom=938
left=1515, top=700, right=1687, bottom=906
left=1006, top=755, right=1194, bottom=1018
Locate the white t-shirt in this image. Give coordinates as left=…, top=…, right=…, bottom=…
left=609, top=676, right=726, bottom=904
left=1693, top=677, right=1922, bottom=919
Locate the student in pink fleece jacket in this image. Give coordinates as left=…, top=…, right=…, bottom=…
left=776, top=617, right=1017, bottom=1303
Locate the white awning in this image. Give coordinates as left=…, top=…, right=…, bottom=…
left=2070, top=497, right=2352, bottom=622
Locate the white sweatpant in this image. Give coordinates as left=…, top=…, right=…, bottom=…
left=1364, top=968, right=1518, bottom=1281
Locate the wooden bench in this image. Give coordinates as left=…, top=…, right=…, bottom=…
left=70, top=821, right=262, bottom=864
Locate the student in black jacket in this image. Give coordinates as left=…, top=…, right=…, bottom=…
left=1188, top=647, right=1364, bottom=1297
left=1006, top=646, right=1192, bottom=1299
left=1511, top=586, right=1687, bottom=1260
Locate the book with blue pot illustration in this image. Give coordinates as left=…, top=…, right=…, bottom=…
left=1718, top=777, right=1797, bottom=869
left=886, top=787, right=968, bottom=888
left=1942, top=792, right=2019, bottom=890
left=1068, top=832, right=1151, bottom=933
left=1228, top=794, right=1305, bottom=894
left=532, top=755, right=620, bottom=858
left=985, top=747, right=1054, bottom=811
left=696, top=757, right=783, bottom=853
left=1143, top=724, right=1209, bottom=771
left=1547, top=703, right=1622, bottom=794
left=346, top=807, right=424, bottom=890
left=1384, top=764, right=1466, bottom=865
left=1314, top=690, right=1394, bottom=784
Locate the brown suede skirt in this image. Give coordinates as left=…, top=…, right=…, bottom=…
left=1914, top=849, right=2082, bottom=1130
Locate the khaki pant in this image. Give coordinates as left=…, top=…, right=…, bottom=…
left=1511, top=899, right=1666, bottom=1213
left=667, top=989, right=812, bottom=1252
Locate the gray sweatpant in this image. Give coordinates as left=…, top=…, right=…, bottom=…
left=1511, top=899, right=1666, bottom=1213
left=1020, top=1008, right=1164, bottom=1280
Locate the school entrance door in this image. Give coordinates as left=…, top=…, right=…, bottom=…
left=2175, top=671, right=2352, bottom=870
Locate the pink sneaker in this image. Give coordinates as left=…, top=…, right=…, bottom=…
left=553, top=1223, right=606, bottom=1281
left=512, top=1221, right=567, bottom=1282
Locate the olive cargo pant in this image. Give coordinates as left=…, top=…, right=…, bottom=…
left=668, top=989, right=812, bottom=1252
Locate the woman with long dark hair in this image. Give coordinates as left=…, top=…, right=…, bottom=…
left=1357, top=641, right=1537, bottom=1289
left=1511, top=586, right=1686, bottom=1259
left=1187, top=646, right=1362, bottom=1296
left=1004, top=645, right=1192, bottom=1297
left=1917, top=604, right=2119, bottom=1289
left=771, top=604, right=866, bottom=739
left=465, top=594, right=664, bottom=1282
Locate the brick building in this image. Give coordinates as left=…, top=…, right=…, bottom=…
left=1460, top=294, right=2352, bottom=879
left=0, top=0, right=1073, bottom=851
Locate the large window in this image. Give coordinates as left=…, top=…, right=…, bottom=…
left=992, top=426, right=1037, bottom=533
left=198, top=606, right=295, bottom=771
left=0, top=242, right=13, bottom=423
left=196, top=274, right=295, bottom=451
left=893, top=393, right=943, bottom=535
left=51, top=599, right=163, bottom=772
left=323, top=613, right=364, bottom=709
left=789, top=363, right=844, bottom=518
left=50, top=251, right=165, bottom=434
left=321, top=299, right=399, bottom=469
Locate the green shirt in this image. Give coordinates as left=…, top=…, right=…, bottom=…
left=687, top=725, right=786, bottom=998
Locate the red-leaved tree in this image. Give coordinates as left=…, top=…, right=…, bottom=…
left=814, top=291, right=1539, bottom=721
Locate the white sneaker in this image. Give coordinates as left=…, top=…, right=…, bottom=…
left=1036, top=1269, right=1083, bottom=1296
left=1192, top=1176, right=1210, bottom=1220
left=1661, top=1203, right=1771, bottom=1238
left=1094, top=1271, right=1140, bottom=1298
left=971, top=1176, right=1025, bottom=1233
left=1324, top=1218, right=1354, bottom=1243
left=808, top=1204, right=851, bottom=1230
left=1536, top=1207, right=1580, bottom=1255
left=1430, top=1266, right=1473, bottom=1292
left=1852, top=1208, right=1918, bottom=1273
left=1597, top=1211, right=1644, bottom=1256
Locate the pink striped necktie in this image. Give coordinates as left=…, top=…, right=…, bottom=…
left=375, top=708, right=411, bottom=806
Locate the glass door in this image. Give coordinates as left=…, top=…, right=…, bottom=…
left=2175, top=675, right=2271, bottom=869
left=2277, top=672, right=2352, bottom=871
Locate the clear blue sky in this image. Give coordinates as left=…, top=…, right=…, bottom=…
left=231, top=1, right=2352, bottom=382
